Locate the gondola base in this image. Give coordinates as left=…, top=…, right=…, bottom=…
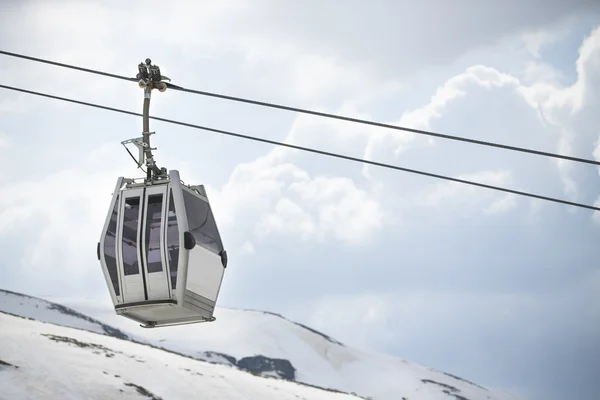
left=114, top=299, right=215, bottom=328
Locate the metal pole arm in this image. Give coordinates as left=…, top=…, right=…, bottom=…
left=136, top=58, right=169, bottom=181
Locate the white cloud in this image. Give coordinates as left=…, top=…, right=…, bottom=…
left=521, top=26, right=600, bottom=206
left=307, top=292, right=395, bottom=352
left=256, top=197, right=316, bottom=240
left=421, top=170, right=513, bottom=209
left=205, top=149, right=305, bottom=228
left=484, top=194, right=518, bottom=215
left=286, top=176, right=384, bottom=244
left=593, top=136, right=600, bottom=163
left=213, top=149, right=385, bottom=245
left=243, top=49, right=389, bottom=107
left=225, top=28, right=600, bottom=239
left=240, top=241, right=255, bottom=255
left=358, top=27, right=600, bottom=221
left=0, top=142, right=137, bottom=289
left=3, top=10, right=596, bottom=271
left=395, top=65, right=521, bottom=133
left=593, top=199, right=600, bottom=225
left=0, top=131, right=10, bottom=149
left=521, top=60, right=565, bottom=85
left=361, top=65, right=521, bottom=180
left=0, top=206, right=31, bottom=236
left=521, top=26, right=600, bottom=115
left=522, top=25, right=569, bottom=59
left=593, top=137, right=600, bottom=224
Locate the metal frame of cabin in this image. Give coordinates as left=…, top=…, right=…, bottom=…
left=97, top=170, right=227, bottom=328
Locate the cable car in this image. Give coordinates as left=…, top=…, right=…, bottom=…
left=96, top=59, right=228, bottom=328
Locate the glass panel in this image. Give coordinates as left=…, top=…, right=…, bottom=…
left=145, top=194, right=163, bottom=273
left=166, top=190, right=179, bottom=289
left=103, top=195, right=120, bottom=296
left=122, top=197, right=140, bottom=276
left=182, top=189, right=224, bottom=255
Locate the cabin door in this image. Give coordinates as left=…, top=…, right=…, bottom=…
left=117, top=185, right=171, bottom=304
left=140, top=185, right=171, bottom=300
left=117, top=188, right=146, bottom=303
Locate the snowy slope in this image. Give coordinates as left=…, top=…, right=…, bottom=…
left=0, top=289, right=521, bottom=400
left=0, top=312, right=359, bottom=400
left=103, top=307, right=519, bottom=400
left=0, top=289, right=130, bottom=340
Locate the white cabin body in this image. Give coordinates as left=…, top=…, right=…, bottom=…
left=97, top=170, right=227, bottom=328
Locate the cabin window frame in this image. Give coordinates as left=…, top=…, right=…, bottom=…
left=180, top=186, right=224, bottom=256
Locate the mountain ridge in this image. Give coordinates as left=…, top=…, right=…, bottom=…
left=1, top=288, right=131, bottom=340
left=0, top=288, right=520, bottom=400
left=0, top=311, right=362, bottom=400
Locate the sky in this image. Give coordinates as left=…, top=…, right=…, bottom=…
left=1, top=1, right=599, bottom=399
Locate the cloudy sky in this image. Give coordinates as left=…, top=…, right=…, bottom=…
left=1, top=1, right=600, bottom=399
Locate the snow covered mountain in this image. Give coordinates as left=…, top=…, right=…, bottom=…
left=0, top=289, right=521, bottom=400
left=0, top=311, right=359, bottom=400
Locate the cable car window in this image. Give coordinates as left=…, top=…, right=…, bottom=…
left=122, top=197, right=141, bottom=276
left=166, top=190, right=179, bottom=289
left=103, top=195, right=120, bottom=296
left=145, top=194, right=164, bottom=273
left=182, top=189, right=224, bottom=255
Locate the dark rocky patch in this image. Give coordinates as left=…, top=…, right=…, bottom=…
left=294, top=321, right=345, bottom=347
left=124, top=382, right=163, bottom=400
left=42, top=333, right=120, bottom=358
left=237, top=355, right=296, bottom=380
left=421, top=379, right=459, bottom=392
left=0, top=359, right=18, bottom=369
left=247, top=310, right=345, bottom=347
left=199, top=351, right=296, bottom=380
left=202, top=351, right=237, bottom=365
left=181, top=367, right=203, bottom=377
left=443, top=390, right=471, bottom=400
left=242, top=309, right=345, bottom=346
left=422, top=379, right=473, bottom=400
left=292, top=380, right=370, bottom=399
left=442, top=372, right=488, bottom=391
left=0, top=310, right=35, bottom=321
left=1, top=289, right=30, bottom=299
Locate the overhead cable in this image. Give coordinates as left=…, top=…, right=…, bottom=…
left=1, top=49, right=599, bottom=167
left=1, top=83, right=598, bottom=212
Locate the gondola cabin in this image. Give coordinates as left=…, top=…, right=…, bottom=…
left=97, top=170, right=228, bottom=328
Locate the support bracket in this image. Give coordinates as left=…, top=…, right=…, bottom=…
left=121, top=136, right=156, bottom=167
